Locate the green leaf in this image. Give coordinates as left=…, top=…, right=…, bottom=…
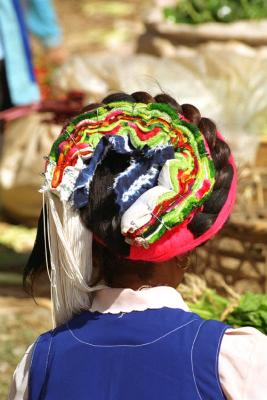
left=164, top=0, right=267, bottom=24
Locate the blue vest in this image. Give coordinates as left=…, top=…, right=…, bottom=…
left=29, top=308, right=228, bottom=400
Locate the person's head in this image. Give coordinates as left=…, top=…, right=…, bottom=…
left=24, top=91, right=237, bottom=325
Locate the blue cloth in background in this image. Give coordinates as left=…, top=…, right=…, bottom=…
left=25, top=0, right=62, bottom=48
left=12, top=0, right=36, bottom=82
left=0, top=0, right=62, bottom=105
left=29, top=308, right=228, bottom=400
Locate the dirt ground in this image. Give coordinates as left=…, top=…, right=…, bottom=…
left=0, top=297, right=51, bottom=398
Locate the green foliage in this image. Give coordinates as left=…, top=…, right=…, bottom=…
left=226, top=292, right=267, bottom=334
left=188, top=290, right=267, bottom=335
left=188, top=289, right=229, bottom=320
left=164, top=0, right=267, bottom=24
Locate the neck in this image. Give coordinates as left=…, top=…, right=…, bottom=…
left=93, top=242, right=188, bottom=290
left=108, top=259, right=186, bottom=290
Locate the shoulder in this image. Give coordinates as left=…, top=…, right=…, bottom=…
left=8, top=343, right=34, bottom=400
left=219, top=327, right=267, bottom=400
left=221, top=326, right=267, bottom=366
left=8, top=326, right=66, bottom=400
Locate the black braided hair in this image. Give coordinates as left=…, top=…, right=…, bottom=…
left=178, top=102, right=233, bottom=236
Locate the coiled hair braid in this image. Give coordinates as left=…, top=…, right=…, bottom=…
left=178, top=102, right=233, bottom=236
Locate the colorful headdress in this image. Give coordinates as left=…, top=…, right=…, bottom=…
left=41, top=100, right=237, bottom=325
left=43, top=101, right=236, bottom=257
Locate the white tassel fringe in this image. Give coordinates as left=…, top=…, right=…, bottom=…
left=44, top=192, right=105, bottom=327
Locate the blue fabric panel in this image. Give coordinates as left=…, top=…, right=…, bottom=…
left=73, top=134, right=174, bottom=209
left=73, top=135, right=115, bottom=208
left=114, top=144, right=174, bottom=213
left=192, top=320, right=228, bottom=400
left=29, top=331, right=53, bottom=400
left=29, top=308, right=228, bottom=400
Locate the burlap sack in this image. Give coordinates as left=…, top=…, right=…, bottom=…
left=55, top=44, right=267, bottom=163
left=0, top=112, right=60, bottom=225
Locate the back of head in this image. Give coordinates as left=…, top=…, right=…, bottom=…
left=24, top=91, right=237, bottom=326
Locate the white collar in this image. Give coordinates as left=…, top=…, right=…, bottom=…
left=90, top=286, right=189, bottom=314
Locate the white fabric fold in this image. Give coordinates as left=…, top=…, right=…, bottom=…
left=90, top=286, right=188, bottom=314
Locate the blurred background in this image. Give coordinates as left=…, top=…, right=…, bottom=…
left=0, top=0, right=267, bottom=397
